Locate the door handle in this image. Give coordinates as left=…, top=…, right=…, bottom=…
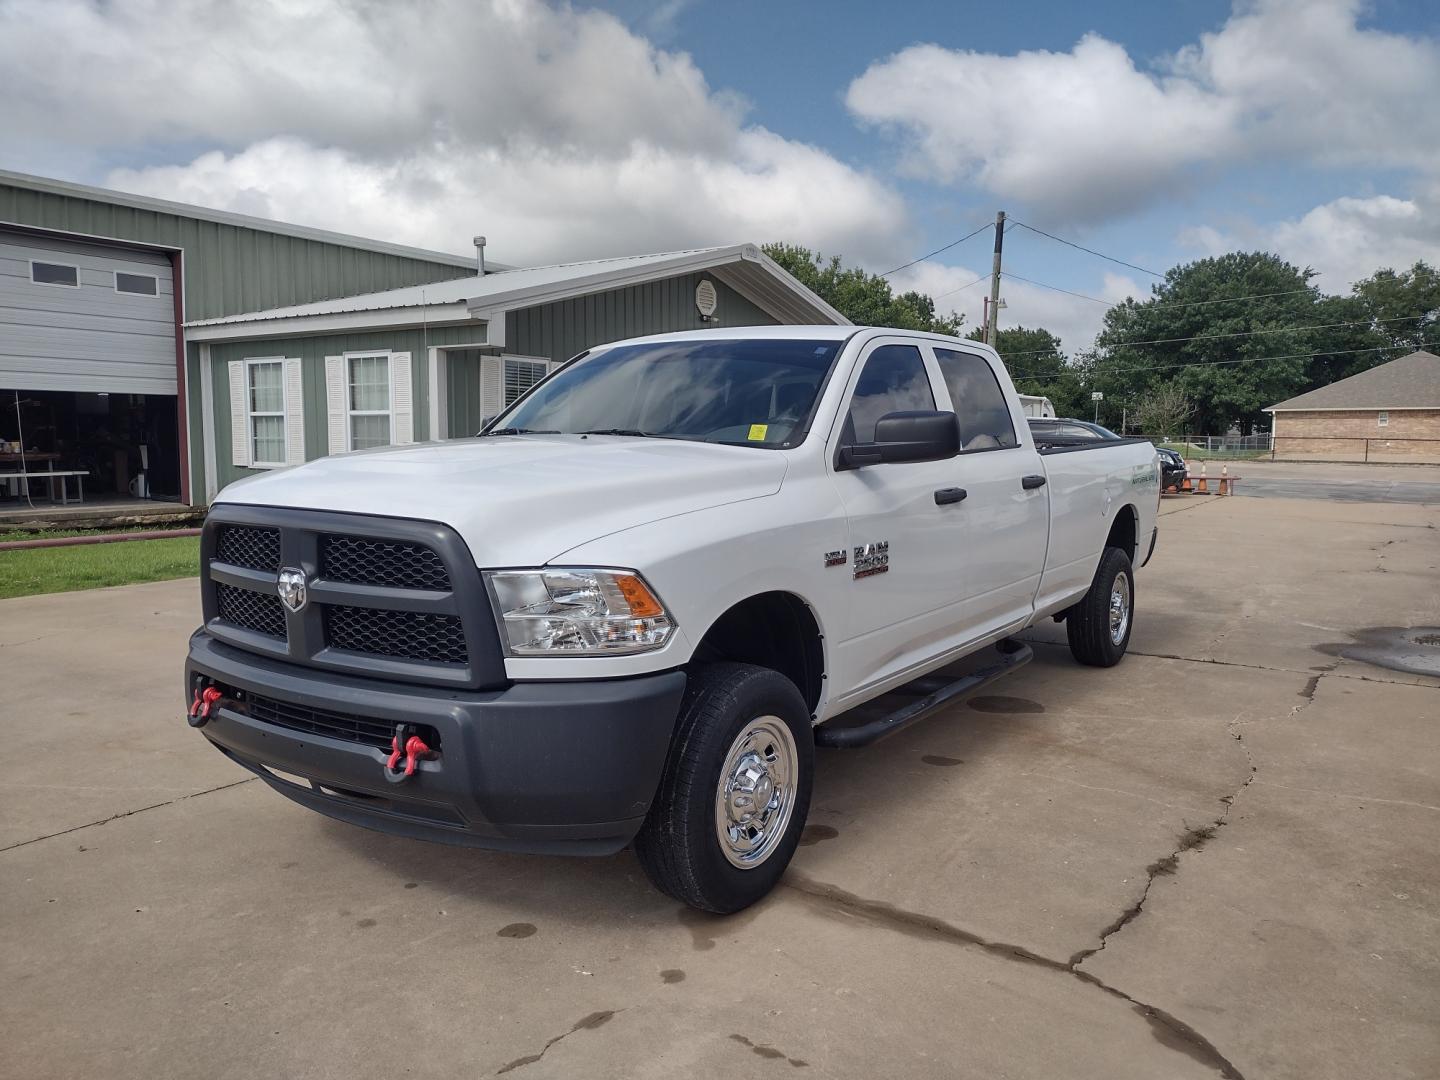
left=1021, top=475, right=1047, bottom=490
left=934, top=487, right=968, bottom=505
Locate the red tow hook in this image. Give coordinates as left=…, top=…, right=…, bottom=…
left=187, top=686, right=224, bottom=728
left=384, top=726, right=437, bottom=783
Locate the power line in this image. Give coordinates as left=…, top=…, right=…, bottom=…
left=997, top=313, right=1429, bottom=359
left=931, top=273, right=991, bottom=301
left=1002, top=271, right=1112, bottom=306
left=1009, top=341, right=1434, bottom=382
left=1000, top=270, right=1320, bottom=314
left=882, top=221, right=994, bottom=278
left=1010, top=220, right=1164, bottom=278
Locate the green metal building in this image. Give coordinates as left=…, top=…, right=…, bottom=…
left=0, top=170, right=845, bottom=508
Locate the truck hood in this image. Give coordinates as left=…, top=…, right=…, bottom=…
left=216, top=435, right=788, bottom=566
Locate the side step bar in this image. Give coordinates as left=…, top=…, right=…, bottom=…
left=814, top=641, right=1033, bottom=749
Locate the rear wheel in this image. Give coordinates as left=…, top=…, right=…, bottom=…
left=1067, top=546, right=1134, bottom=667
left=635, top=663, right=813, bottom=913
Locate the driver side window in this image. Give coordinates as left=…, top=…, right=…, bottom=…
left=846, top=344, right=936, bottom=443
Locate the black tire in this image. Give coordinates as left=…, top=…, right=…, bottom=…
left=1066, top=546, right=1135, bottom=667
left=635, top=662, right=813, bottom=914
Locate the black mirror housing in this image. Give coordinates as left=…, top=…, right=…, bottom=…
left=840, top=410, right=960, bottom=469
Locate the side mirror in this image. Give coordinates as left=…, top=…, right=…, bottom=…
left=839, top=410, right=960, bottom=469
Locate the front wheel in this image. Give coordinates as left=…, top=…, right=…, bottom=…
left=635, top=663, right=813, bottom=913
left=1066, top=546, right=1135, bottom=667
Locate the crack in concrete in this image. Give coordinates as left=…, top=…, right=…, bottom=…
left=495, top=1010, right=620, bottom=1074
left=784, top=872, right=1245, bottom=1079
left=0, top=777, right=256, bottom=853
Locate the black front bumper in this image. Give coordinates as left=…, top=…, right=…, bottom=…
left=186, top=632, right=686, bottom=855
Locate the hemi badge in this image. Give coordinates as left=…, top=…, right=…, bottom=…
left=824, top=550, right=847, bottom=568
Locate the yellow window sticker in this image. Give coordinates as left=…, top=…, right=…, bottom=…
left=747, top=424, right=769, bottom=441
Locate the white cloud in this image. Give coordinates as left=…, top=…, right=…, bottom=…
left=1183, top=190, right=1440, bottom=292
left=846, top=0, right=1440, bottom=224
left=0, top=0, right=906, bottom=266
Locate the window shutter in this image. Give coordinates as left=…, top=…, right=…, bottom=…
left=480, top=355, right=504, bottom=419
left=228, top=360, right=249, bottom=467
left=283, top=358, right=306, bottom=465
left=325, top=355, right=347, bottom=455
left=390, top=351, right=414, bottom=445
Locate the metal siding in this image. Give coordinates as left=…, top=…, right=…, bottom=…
left=0, top=228, right=177, bottom=393
left=186, top=344, right=205, bottom=500
left=1, top=181, right=466, bottom=321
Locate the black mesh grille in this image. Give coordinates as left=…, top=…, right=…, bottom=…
left=321, top=536, right=451, bottom=591
left=216, top=582, right=287, bottom=640
left=216, top=526, right=281, bottom=572
left=224, top=685, right=438, bottom=752
left=326, top=606, right=466, bottom=664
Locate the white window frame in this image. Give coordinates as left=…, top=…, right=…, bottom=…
left=1377, top=410, right=1389, bottom=428
left=245, top=356, right=288, bottom=469
left=344, top=350, right=394, bottom=451
left=502, top=354, right=553, bottom=409
left=30, top=259, right=81, bottom=288
left=114, top=270, right=159, bottom=296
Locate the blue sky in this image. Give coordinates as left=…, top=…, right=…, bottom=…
left=2, top=0, right=1437, bottom=351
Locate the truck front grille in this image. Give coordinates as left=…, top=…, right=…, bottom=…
left=201, top=507, right=506, bottom=689
left=216, top=525, right=281, bottom=572
left=327, top=606, right=467, bottom=664
left=321, top=535, right=451, bottom=591
left=215, top=582, right=286, bottom=640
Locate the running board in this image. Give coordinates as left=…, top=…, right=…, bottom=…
left=814, top=641, right=1033, bottom=749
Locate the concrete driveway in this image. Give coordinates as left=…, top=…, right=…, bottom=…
left=3, top=489, right=1438, bottom=1080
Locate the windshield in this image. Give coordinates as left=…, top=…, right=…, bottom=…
left=490, top=338, right=843, bottom=448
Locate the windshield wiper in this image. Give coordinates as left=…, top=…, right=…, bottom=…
left=579, top=428, right=653, bottom=437
left=480, top=427, right=559, bottom=436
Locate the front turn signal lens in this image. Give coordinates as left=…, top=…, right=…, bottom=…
left=614, top=573, right=664, bottom=618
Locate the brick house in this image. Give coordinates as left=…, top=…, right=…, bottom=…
left=1266, top=350, right=1440, bottom=462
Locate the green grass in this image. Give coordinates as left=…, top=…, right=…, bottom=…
left=0, top=536, right=200, bottom=599
left=0, top=523, right=194, bottom=543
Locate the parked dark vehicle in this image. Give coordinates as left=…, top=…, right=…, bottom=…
left=1154, top=447, right=1188, bottom=491
left=1026, top=418, right=1123, bottom=448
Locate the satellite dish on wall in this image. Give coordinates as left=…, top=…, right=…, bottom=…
left=695, top=279, right=718, bottom=318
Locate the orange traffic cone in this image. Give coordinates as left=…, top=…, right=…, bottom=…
left=1197, top=461, right=1209, bottom=493
left=1219, top=463, right=1230, bottom=496
left=1181, top=466, right=1193, bottom=492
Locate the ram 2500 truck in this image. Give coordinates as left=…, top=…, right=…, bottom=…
left=185, top=326, right=1159, bottom=912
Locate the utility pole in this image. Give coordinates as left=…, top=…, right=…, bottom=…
left=985, top=210, right=1006, bottom=346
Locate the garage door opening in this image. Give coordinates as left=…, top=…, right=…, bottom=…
left=1, top=389, right=180, bottom=511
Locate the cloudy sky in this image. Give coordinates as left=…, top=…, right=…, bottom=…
left=2, top=0, right=1436, bottom=351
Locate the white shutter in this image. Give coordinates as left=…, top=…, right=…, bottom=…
left=227, top=360, right=249, bottom=467
left=390, top=351, right=414, bottom=445
left=479, top=355, right=504, bottom=419
left=283, top=358, right=306, bottom=465
left=325, top=355, right=347, bottom=455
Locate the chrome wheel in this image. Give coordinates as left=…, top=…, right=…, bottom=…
left=1109, top=571, right=1131, bottom=646
left=714, top=716, right=799, bottom=869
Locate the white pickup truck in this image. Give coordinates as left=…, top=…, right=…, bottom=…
left=185, top=326, right=1159, bottom=912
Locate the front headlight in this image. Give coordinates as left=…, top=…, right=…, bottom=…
left=485, top=568, right=675, bottom=656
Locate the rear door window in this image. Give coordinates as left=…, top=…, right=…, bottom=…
left=845, top=344, right=936, bottom=443
left=934, top=348, right=1018, bottom=451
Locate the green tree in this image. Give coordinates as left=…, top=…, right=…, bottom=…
left=1129, top=383, right=1196, bottom=439
left=1353, top=261, right=1440, bottom=354
left=1090, top=252, right=1387, bottom=433
left=763, top=243, right=964, bottom=334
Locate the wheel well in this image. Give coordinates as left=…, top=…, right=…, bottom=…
left=692, top=592, right=825, bottom=716
left=1107, top=504, right=1138, bottom=565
